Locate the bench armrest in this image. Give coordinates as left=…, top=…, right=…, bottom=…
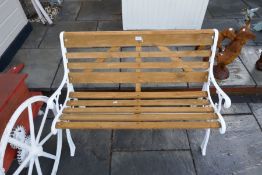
left=207, top=74, right=230, bottom=134
left=210, top=75, right=231, bottom=109
left=207, top=29, right=231, bottom=110
left=48, top=68, right=75, bottom=134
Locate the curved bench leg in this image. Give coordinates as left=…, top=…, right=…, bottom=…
left=66, top=129, right=76, bottom=157
left=51, top=129, right=62, bottom=175
left=200, top=129, right=210, bottom=156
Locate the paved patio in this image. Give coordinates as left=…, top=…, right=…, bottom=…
left=4, top=0, right=262, bottom=91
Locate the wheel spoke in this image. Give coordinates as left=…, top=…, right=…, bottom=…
left=35, top=157, right=43, bottom=175
left=8, top=138, right=31, bottom=151
left=28, top=104, right=36, bottom=144
left=28, top=158, right=35, bottom=175
left=36, top=107, right=49, bottom=143
left=39, top=132, right=53, bottom=146
left=41, top=151, right=56, bottom=160
left=13, top=154, right=32, bottom=175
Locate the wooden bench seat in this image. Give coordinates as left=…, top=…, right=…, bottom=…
left=56, top=91, right=220, bottom=129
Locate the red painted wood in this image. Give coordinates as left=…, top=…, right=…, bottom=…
left=6, top=64, right=25, bottom=74
left=0, top=73, right=42, bottom=172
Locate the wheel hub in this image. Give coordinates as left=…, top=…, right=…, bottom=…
left=32, top=145, right=43, bottom=156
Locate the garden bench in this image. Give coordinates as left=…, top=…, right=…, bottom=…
left=0, top=29, right=231, bottom=175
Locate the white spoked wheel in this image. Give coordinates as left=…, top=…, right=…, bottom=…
left=0, top=96, right=62, bottom=175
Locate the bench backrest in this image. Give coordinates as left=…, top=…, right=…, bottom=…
left=60, top=30, right=218, bottom=91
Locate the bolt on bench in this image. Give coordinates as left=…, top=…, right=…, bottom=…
left=0, top=29, right=231, bottom=175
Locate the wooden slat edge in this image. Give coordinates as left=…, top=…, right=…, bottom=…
left=64, top=30, right=214, bottom=35
left=66, top=99, right=209, bottom=107
left=68, top=62, right=210, bottom=70
left=69, top=91, right=208, bottom=99
left=56, top=121, right=220, bottom=129
left=66, top=50, right=211, bottom=59
left=68, top=72, right=208, bottom=84
left=63, top=107, right=214, bottom=113
left=64, top=33, right=213, bottom=48
left=61, top=113, right=218, bottom=121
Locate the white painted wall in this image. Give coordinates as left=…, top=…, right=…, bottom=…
left=122, top=0, right=209, bottom=30
left=0, top=0, right=28, bottom=57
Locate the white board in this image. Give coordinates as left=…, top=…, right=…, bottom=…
left=122, top=0, right=209, bottom=30
left=0, top=0, right=27, bottom=57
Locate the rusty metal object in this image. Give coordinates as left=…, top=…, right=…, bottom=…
left=197, top=28, right=236, bottom=62
left=256, top=52, right=262, bottom=71
left=213, top=64, right=229, bottom=80
left=214, top=21, right=256, bottom=80
left=217, top=28, right=236, bottom=52
left=197, top=9, right=259, bottom=80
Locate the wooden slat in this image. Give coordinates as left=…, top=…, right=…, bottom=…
left=69, top=91, right=208, bottom=99
left=68, top=72, right=208, bottom=84
left=63, top=107, right=214, bottom=113
left=56, top=121, right=220, bottom=129
left=158, top=46, right=180, bottom=61
left=64, top=30, right=214, bottom=48
left=84, top=46, right=120, bottom=72
left=135, top=44, right=142, bottom=92
left=60, top=113, right=217, bottom=121
left=68, top=62, right=210, bottom=70
left=66, top=99, right=209, bottom=107
left=66, top=50, right=211, bottom=59
left=65, top=30, right=214, bottom=36
left=158, top=46, right=193, bottom=72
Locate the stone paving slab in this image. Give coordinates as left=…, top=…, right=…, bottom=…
left=5, top=49, right=61, bottom=90
left=77, top=0, right=122, bottom=21
left=237, top=19, right=262, bottom=45
left=50, top=59, right=63, bottom=90
left=111, top=151, right=196, bottom=175
left=221, top=103, right=251, bottom=115
left=208, top=0, right=249, bottom=18
left=112, top=130, right=189, bottom=151
left=242, top=0, right=262, bottom=17
left=54, top=1, right=82, bottom=22
left=57, top=130, right=111, bottom=175
left=97, top=20, right=123, bottom=31
left=249, top=103, right=262, bottom=128
left=202, top=18, right=240, bottom=30
left=39, top=21, right=97, bottom=49
left=239, top=46, right=262, bottom=86
left=225, top=94, right=262, bottom=103
left=250, top=19, right=262, bottom=45
left=188, top=114, right=262, bottom=175
left=21, top=23, right=48, bottom=49
left=205, top=9, right=213, bottom=19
